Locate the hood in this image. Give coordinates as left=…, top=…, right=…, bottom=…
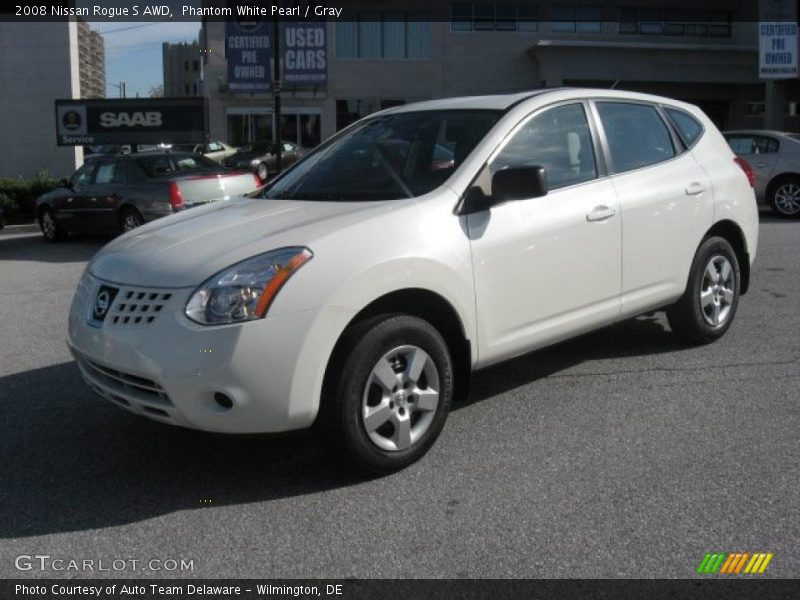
left=89, top=197, right=393, bottom=288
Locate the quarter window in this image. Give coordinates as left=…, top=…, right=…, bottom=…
left=493, top=103, right=598, bottom=190
left=725, top=135, right=780, bottom=156
left=596, top=102, right=676, bottom=173
left=665, top=108, right=704, bottom=147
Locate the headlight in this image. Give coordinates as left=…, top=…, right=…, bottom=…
left=185, top=247, right=313, bottom=325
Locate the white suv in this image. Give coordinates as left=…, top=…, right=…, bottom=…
left=68, top=89, right=758, bottom=472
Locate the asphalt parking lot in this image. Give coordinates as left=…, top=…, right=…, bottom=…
left=0, top=213, right=797, bottom=579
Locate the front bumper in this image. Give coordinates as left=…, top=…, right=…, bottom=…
left=68, top=272, right=355, bottom=433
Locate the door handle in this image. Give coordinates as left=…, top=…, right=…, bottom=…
left=684, top=182, right=707, bottom=196
left=756, top=163, right=767, bottom=168
left=586, top=205, right=616, bottom=222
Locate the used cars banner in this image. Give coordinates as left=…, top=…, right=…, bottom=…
left=55, top=98, right=209, bottom=146
left=282, top=20, right=327, bottom=85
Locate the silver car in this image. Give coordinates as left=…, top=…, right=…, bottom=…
left=724, top=130, right=800, bottom=218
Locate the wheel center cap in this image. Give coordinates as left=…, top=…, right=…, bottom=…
left=395, top=390, right=407, bottom=405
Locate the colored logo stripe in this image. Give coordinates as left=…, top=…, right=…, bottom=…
left=697, top=552, right=773, bottom=574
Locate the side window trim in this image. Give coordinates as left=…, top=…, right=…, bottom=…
left=655, top=104, right=686, bottom=154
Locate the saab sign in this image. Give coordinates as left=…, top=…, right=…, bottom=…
left=55, top=98, right=208, bottom=146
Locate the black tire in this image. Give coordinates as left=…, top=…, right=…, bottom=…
left=39, top=208, right=66, bottom=243
left=256, top=162, right=270, bottom=182
left=666, top=236, right=740, bottom=345
left=320, top=314, right=453, bottom=473
left=768, top=176, right=800, bottom=218
left=119, top=207, right=143, bottom=234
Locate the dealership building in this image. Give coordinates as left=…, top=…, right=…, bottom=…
left=199, top=1, right=799, bottom=150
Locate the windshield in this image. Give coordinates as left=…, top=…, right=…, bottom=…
left=260, top=110, right=501, bottom=201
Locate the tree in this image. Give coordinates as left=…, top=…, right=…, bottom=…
left=148, top=85, right=164, bottom=98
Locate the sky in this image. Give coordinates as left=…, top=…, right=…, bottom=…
left=94, top=21, right=202, bottom=98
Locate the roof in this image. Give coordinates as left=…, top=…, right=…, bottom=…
left=380, top=87, right=699, bottom=115
left=723, top=130, right=797, bottom=137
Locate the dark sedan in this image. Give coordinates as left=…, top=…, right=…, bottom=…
left=36, top=152, right=259, bottom=242
left=223, top=141, right=305, bottom=182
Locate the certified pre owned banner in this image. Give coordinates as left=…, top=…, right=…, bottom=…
left=226, top=19, right=272, bottom=92
left=55, top=98, right=209, bottom=146
left=759, top=0, right=798, bottom=78
left=282, top=20, right=327, bottom=85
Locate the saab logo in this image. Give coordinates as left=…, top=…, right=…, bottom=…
left=100, top=111, right=163, bottom=128
left=62, top=110, right=82, bottom=131
left=696, top=552, right=774, bottom=575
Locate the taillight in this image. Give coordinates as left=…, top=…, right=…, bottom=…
left=734, top=157, right=755, bottom=188
left=168, top=182, right=184, bottom=210
left=252, top=174, right=262, bottom=188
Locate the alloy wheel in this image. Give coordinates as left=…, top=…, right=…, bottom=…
left=122, top=211, right=142, bottom=232
left=361, top=345, right=440, bottom=452
left=41, top=211, right=55, bottom=239
left=774, top=183, right=800, bottom=215
left=700, top=255, right=735, bottom=327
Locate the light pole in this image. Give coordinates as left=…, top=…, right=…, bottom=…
left=272, top=12, right=282, bottom=174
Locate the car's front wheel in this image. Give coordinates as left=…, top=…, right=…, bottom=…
left=322, top=315, right=453, bottom=473
left=39, top=208, right=65, bottom=243
left=666, top=236, right=740, bottom=345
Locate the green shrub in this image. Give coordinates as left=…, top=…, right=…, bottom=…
left=0, top=171, right=58, bottom=219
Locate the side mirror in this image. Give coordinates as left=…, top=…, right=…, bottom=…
left=492, top=165, right=548, bottom=203
left=58, top=178, right=72, bottom=188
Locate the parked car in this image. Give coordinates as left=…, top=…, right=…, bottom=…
left=164, top=141, right=238, bottom=164
left=37, top=152, right=259, bottom=242
left=68, top=89, right=758, bottom=473
left=223, top=140, right=305, bottom=181
left=723, top=130, right=800, bottom=218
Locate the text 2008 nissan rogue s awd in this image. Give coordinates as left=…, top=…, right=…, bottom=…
left=68, top=89, right=758, bottom=472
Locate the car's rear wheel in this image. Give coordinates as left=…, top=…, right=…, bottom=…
left=40, top=208, right=65, bottom=243
left=256, top=162, right=270, bottom=182
left=321, top=314, right=453, bottom=473
left=666, top=236, right=740, bottom=345
left=120, top=207, right=143, bottom=233
left=769, top=177, right=800, bottom=218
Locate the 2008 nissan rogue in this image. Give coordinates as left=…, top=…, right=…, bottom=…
left=68, top=89, right=759, bottom=472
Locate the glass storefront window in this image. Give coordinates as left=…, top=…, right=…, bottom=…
left=227, top=110, right=322, bottom=150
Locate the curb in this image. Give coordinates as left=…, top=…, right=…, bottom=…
left=0, top=223, right=39, bottom=235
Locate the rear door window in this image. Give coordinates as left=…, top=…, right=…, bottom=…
left=93, top=161, right=117, bottom=184
left=596, top=102, right=676, bottom=173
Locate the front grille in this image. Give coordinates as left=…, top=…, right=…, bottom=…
left=106, top=288, right=173, bottom=327
left=77, top=356, right=173, bottom=410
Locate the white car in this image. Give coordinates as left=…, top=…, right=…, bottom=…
left=68, top=89, right=758, bottom=472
